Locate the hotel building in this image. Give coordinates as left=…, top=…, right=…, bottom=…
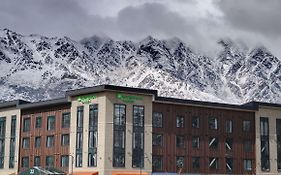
left=0, top=85, right=280, bottom=175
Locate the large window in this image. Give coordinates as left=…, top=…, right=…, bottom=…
left=209, top=137, right=218, bottom=149
left=0, top=117, right=6, bottom=169
left=62, top=112, right=70, bottom=128
left=23, top=117, right=30, bottom=132
left=192, top=116, right=199, bottom=128
left=88, top=104, right=98, bottom=167
left=132, top=106, right=144, bottom=168
left=152, top=133, right=163, bottom=146
left=47, top=116, right=55, bottom=130
left=35, top=116, right=42, bottom=128
left=226, top=158, right=233, bottom=173
left=176, top=116, right=184, bottom=128
left=46, top=156, right=54, bottom=167
left=113, top=104, right=126, bottom=167
left=46, top=135, right=54, bottom=148
left=209, top=157, right=218, bottom=170
left=152, top=112, right=163, bottom=128
left=226, top=120, right=233, bottom=133
left=35, top=136, right=41, bottom=148
left=22, top=137, right=30, bottom=149
left=61, top=155, right=69, bottom=167
left=260, top=117, right=270, bottom=171
left=176, top=135, right=185, bottom=148
left=61, top=134, right=69, bottom=146
left=276, top=119, right=281, bottom=170
left=152, top=156, right=163, bottom=171
left=209, top=117, right=218, bottom=130
left=76, top=106, right=84, bottom=167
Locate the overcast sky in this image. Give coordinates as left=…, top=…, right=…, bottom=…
left=1, top=0, right=281, bottom=57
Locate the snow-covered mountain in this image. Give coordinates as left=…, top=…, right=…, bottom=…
left=0, top=28, right=280, bottom=104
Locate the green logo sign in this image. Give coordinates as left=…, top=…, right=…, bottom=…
left=116, top=93, right=143, bottom=103
left=77, top=95, right=97, bottom=104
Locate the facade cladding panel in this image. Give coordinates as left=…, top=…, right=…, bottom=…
left=19, top=104, right=71, bottom=174
left=152, top=102, right=256, bottom=174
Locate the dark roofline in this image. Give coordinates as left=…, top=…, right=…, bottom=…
left=0, top=100, right=30, bottom=109
left=154, top=96, right=258, bottom=111
left=66, top=84, right=158, bottom=97
left=19, top=97, right=70, bottom=109
left=243, top=101, right=281, bottom=109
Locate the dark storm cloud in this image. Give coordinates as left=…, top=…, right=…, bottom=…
left=217, top=0, right=281, bottom=36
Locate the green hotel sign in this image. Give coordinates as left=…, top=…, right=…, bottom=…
left=116, top=93, right=143, bottom=103
left=77, top=95, right=97, bottom=104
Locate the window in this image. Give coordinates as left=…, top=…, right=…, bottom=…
left=226, top=120, right=233, bottom=133
left=192, top=116, right=199, bottom=128
left=35, top=136, right=41, bottom=148
left=176, top=156, right=184, bottom=168
left=209, top=137, right=218, bottom=149
left=88, top=153, right=97, bottom=167
left=22, top=157, right=29, bottom=168
left=75, top=153, right=82, bottom=167
left=192, top=136, right=200, bottom=148
left=209, top=157, right=218, bottom=170
left=192, top=157, right=200, bottom=170
left=244, top=140, right=252, bottom=152
left=225, top=138, right=233, bottom=151
left=76, top=106, right=84, bottom=167
left=46, top=135, right=54, bottom=148
left=22, top=138, right=30, bottom=148
left=47, top=116, right=55, bottom=130
left=176, top=135, right=185, bottom=148
left=35, top=117, right=42, bottom=128
left=23, top=117, right=31, bottom=132
left=61, top=155, right=69, bottom=167
left=34, top=156, right=40, bottom=166
left=46, top=156, right=54, bottom=167
left=9, top=116, right=16, bottom=169
left=88, top=131, right=97, bottom=148
left=276, top=119, right=281, bottom=170
left=243, top=120, right=251, bottom=131
left=226, top=158, right=233, bottom=173
left=176, top=116, right=184, bottom=128
left=152, top=133, right=163, bottom=146
left=61, top=134, right=69, bottom=146
left=76, top=132, right=83, bottom=149
left=152, top=156, right=163, bottom=171
left=113, top=104, right=126, bottom=167
left=0, top=117, right=6, bottom=169
left=132, top=106, right=144, bottom=168
left=209, top=117, right=218, bottom=130
left=244, top=159, right=252, bottom=171
left=260, top=117, right=270, bottom=171
left=152, top=112, right=163, bottom=128
left=62, top=113, right=70, bottom=128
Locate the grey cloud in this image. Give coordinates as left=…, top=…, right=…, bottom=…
left=217, top=0, right=281, bottom=36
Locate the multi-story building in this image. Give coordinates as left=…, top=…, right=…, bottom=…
left=0, top=85, right=280, bottom=175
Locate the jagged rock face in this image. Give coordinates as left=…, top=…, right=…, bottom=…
left=0, top=29, right=281, bottom=104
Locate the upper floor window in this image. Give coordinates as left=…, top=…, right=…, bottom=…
left=62, top=113, right=70, bottom=128
left=192, top=116, right=199, bottom=128
left=209, top=157, right=218, bottom=170
left=226, top=120, right=233, bottom=133
left=176, top=116, right=184, bottom=128
left=35, top=136, right=41, bottom=148
left=176, top=156, right=184, bottom=169
left=114, top=104, right=126, bottom=126
left=192, top=136, right=200, bottom=148
left=152, top=156, right=163, bottom=171
left=23, top=117, right=31, bottom=132
left=46, top=135, right=55, bottom=148
left=46, top=156, right=54, bottom=167
left=225, top=138, right=233, bottom=151
left=209, top=117, right=218, bottom=130
left=176, top=135, right=185, bottom=148
left=243, top=120, right=251, bottom=132
left=22, top=137, right=30, bottom=149
left=47, top=116, right=55, bottom=130
left=61, top=155, right=69, bottom=167
left=244, top=159, right=252, bottom=171
left=209, top=137, right=218, bottom=149
left=21, top=157, right=29, bottom=168
left=35, top=116, right=42, bottom=128
left=61, top=134, right=70, bottom=146
left=152, top=112, right=163, bottom=128
left=192, top=157, right=200, bottom=170
left=152, top=133, right=163, bottom=146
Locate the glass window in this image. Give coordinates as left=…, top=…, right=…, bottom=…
left=9, top=116, right=16, bottom=169
left=89, top=104, right=98, bottom=128
left=243, top=120, right=251, bottom=131
left=46, top=135, right=55, bottom=148
left=209, top=117, right=218, bottom=130
left=10, top=116, right=16, bottom=137
left=88, top=153, right=97, bottom=167
left=22, top=157, right=29, bottom=168
left=192, top=157, right=200, bottom=170
left=88, top=131, right=97, bottom=148
left=75, top=153, right=82, bottom=167
left=9, top=156, right=14, bottom=169
left=76, top=106, right=84, bottom=168
left=114, top=130, right=125, bottom=148
left=209, top=157, right=218, bottom=170
left=133, top=106, right=144, bottom=127
left=226, top=158, right=233, bottom=173
left=35, top=136, right=41, bottom=148
left=114, top=104, right=126, bottom=126
left=192, top=116, right=199, bottom=128
left=61, top=155, right=69, bottom=167
left=77, top=106, right=84, bottom=128
left=226, top=138, right=233, bottom=151
left=23, top=117, right=30, bottom=132
left=244, top=140, right=252, bottom=152
left=209, top=137, right=218, bottom=149
left=176, top=135, right=185, bottom=148
left=244, top=159, right=252, bottom=171
left=152, top=112, right=163, bottom=128
left=35, top=117, right=42, bottom=128
left=61, top=134, right=69, bottom=146
left=76, top=132, right=83, bottom=149
left=192, top=136, right=200, bottom=148
left=226, top=120, right=233, bottom=133
left=152, top=156, right=163, bottom=171
left=176, top=116, right=184, bottom=128
left=260, top=117, right=270, bottom=171
left=176, top=156, right=184, bottom=168
left=62, top=113, right=70, bottom=128
left=46, top=156, right=54, bottom=167
left=34, top=156, right=40, bottom=166
left=152, top=133, right=163, bottom=146
left=22, top=138, right=30, bottom=148
left=47, top=116, right=55, bottom=131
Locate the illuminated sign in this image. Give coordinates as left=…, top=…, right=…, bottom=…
left=77, top=95, right=97, bottom=104
left=116, top=93, right=143, bottom=103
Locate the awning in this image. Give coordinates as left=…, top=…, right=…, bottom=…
left=19, top=167, right=66, bottom=175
